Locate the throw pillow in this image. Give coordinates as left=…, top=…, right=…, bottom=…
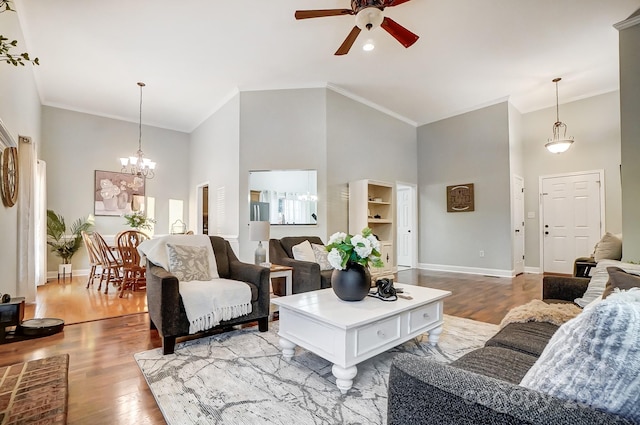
left=291, top=240, right=315, bottom=263
left=520, top=290, right=640, bottom=422
left=138, top=234, right=220, bottom=279
left=166, top=243, right=211, bottom=282
left=574, top=259, right=640, bottom=307
left=603, top=267, right=640, bottom=299
left=312, top=243, right=334, bottom=271
left=593, top=232, right=622, bottom=262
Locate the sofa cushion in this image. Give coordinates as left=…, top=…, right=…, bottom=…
left=451, top=346, right=538, bottom=384
left=574, top=260, right=640, bottom=307
left=485, top=321, right=558, bottom=357
left=603, top=267, right=640, bottom=299
left=520, top=289, right=640, bottom=422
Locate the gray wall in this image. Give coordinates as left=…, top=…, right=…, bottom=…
left=619, top=20, right=640, bottom=261
left=521, top=91, right=622, bottom=268
left=188, top=94, right=240, bottom=238
left=0, top=7, right=42, bottom=297
left=41, top=106, right=190, bottom=272
left=326, top=89, right=417, bottom=249
left=417, top=102, right=513, bottom=274
left=238, top=88, right=327, bottom=263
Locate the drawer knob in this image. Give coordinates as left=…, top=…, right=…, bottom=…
left=377, top=330, right=385, bottom=338
left=423, top=313, right=430, bottom=319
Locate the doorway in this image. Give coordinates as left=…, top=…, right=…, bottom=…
left=396, top=182, right=417, bottom=270
left=540, top=170, right=604, bottom=274
left=197, top=183, right=209, bottom=235
left=513, top=175, right=525, bottom=276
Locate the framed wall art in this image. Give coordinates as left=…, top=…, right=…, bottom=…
left=447, top=183, right=474, bottom=212
left=94, top=170, right=145, bottom=216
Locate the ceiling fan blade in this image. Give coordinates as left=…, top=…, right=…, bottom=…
left=295, top=9, right=354, bottom=19
left=382, top=0, right=412, bottom=7
left=335, top=26, right=362, bottom=56
left=380, top=17, right=419, bottom=48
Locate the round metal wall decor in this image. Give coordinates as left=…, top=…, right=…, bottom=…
left=1, top=146, right=19, bottom=207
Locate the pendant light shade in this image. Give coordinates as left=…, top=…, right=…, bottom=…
left=545, top=77, right=574, bottom=154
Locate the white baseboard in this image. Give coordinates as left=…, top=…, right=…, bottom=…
left=524, top=266, right=542, bottom=274
left=46, top=268, right=90, bottom=280
left=417, top=263, right=514, bottom=278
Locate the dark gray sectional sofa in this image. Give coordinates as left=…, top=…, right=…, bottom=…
left=387, top=275, right=635, bottom=424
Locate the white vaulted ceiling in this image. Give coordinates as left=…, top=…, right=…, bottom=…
left=12, top=0, right=640, bottom=132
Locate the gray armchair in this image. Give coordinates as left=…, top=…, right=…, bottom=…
left=146, top=236, right=270, bottom=354
left=269, top=236, right=332, bottom=294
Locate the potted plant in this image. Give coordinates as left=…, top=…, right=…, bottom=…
left=46, top=210, right=94, bottom=277
left=123, top=211, right=155, bottom=232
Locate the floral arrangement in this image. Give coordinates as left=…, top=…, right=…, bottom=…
left=124, top=211, right=155, bottom=231
left=326, top=227, right=384, bottom=270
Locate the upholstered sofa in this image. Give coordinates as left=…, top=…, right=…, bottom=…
left=269, top=236, right=332, bottom=294
left=146, top=236, right=270, bottom=355
left=387, top=274, right=637, bottom=424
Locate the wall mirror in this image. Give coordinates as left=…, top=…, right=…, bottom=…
left=249, top=170, right=318, bottom=225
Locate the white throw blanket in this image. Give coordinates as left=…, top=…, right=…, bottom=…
left=179, top=278, right=252, bottom=334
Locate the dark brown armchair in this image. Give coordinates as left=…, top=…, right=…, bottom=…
left=146, top=236, right=270, bottom=354
left=269, top=236, right=332, bottom=295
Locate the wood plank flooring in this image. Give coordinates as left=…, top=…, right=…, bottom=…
left=1, top=269, right=542, bottom=424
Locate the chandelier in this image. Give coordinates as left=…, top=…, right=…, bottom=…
left=544, top=77, right=574, bottom=154
left=120, top=82, right=156, bottom=178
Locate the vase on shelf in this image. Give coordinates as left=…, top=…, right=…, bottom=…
left=331, top=262, right=371, bottom=301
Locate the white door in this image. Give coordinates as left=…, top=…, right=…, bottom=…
left=513, top=175, right=525, bottom=275
left=541, top=172, right=603, bottom=274
left=396, top=185, right=414, bottom=268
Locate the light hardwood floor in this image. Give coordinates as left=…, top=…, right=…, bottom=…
left=1, top=270, right=543, bottom=424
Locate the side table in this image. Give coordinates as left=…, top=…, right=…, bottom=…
left=269, top=264, right=293, bottom=296
left=0, top=297, right=25, bottom=343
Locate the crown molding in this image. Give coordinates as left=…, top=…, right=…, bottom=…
left=614, top=13, right=640, bottom=30
left=326, top=83, right=417, bottom=127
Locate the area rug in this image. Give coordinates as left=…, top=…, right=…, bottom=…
left=0, top=354, right=69, bottom=425
left=135, top=315, right=498, bottom=425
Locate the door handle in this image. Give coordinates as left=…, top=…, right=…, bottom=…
left=515, top=229, right=520, bottom=233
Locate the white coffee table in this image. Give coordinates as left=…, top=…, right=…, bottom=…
left=271, top=283, right=451, bottom=393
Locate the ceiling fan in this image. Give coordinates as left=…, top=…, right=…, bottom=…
left=295, top=0, right=419, bottom=56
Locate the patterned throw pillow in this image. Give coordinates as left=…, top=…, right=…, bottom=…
left=166, top=243, right=211, bottom=282
left=312, top=243, right=334, bottom=271
left=291, top=240, right=315, bottom=262
left=520, top=290, right=640, bottom=422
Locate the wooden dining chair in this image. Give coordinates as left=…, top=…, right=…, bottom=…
left=82, top=231, right=103, bottom=289
left=92, top=232, right=123, bottom=294
left=116, top=230, right=149, bottom=298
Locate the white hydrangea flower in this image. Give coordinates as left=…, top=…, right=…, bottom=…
left=328, top=232, right=347, bottom=245
left=351, top=234, right=373, bottom=259
left=327, top=248, right=344, bottom=270
left=366, top=234, right=380, bottom=252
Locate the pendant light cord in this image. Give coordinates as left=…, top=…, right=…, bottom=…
left=138, top=82, right=145, bottom=152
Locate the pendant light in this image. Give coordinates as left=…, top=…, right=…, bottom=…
left=120, top=82, right=156, bottom=178
left=545, top=77, right=574, bottom=154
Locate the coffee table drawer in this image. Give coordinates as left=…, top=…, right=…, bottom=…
left=355, top=316, right=401, bottom=356
left=408, top=302, right=441, bottom=334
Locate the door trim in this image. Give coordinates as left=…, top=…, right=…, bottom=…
left=512, top=174, right=525, bottom=276
left=196, top=181, right=210, bottom=235
left=396, top=181, right=418, bottom=270
left=538, top=169, right=605, bottom=273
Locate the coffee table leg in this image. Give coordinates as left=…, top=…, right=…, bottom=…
left=428, top=325, right=443, bottom=346
left=279, top=337, right=296, bottom=360
left=332, top=364, right=357, bottom=394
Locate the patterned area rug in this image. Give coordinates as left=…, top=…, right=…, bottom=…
left=0, top=354, right=69, bottom=425
left=135, top=315, right=498, bottom=425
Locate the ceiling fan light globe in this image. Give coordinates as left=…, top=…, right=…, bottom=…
left=356, top=7, right=383, bottom=31
left=363, top=39, right=375, bottom=51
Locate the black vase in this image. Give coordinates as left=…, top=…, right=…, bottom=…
left=331, top=262, right=371, bottom=301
